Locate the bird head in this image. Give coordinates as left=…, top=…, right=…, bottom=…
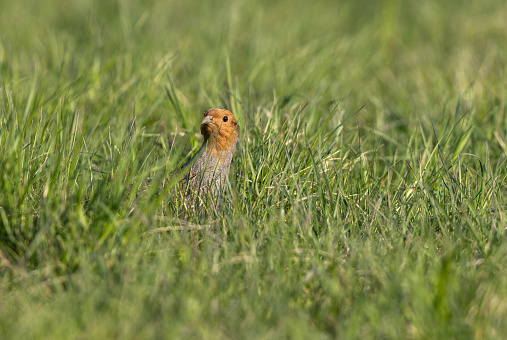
left=200, top=108, right=240, bottom=158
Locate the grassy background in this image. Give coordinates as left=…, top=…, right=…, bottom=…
left=1, top=0, right=507, bottom=338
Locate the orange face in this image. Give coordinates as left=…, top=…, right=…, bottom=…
left=200, top=109, right=240, bottom=150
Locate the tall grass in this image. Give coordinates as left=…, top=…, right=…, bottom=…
left=1, top=0, right=507, bottom=338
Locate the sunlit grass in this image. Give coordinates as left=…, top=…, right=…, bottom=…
left=1, top=0, right=507, bottom=338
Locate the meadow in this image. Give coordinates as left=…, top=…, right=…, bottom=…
left=1, top=0, right=507, bottom=338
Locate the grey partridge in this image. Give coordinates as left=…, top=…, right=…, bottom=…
left=177, top=108, right=240, bottom=211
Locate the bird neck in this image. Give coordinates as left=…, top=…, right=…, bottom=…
left=204, top=132, right=238, bottom=163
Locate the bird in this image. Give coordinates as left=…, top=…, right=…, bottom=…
left=176, top=108, right=240, bottom=213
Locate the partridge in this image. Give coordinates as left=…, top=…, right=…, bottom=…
left=177, top=108, right=240, bottom=210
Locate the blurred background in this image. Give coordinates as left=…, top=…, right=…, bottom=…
left=1, top=0, right=506, bottom=135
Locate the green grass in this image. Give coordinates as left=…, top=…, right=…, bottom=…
left=1, top=0, right=507, bottom=338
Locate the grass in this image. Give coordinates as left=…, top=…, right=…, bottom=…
left=1, top=0, right=507, bottom=338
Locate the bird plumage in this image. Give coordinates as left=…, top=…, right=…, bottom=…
left=178, top=108, right=240, bottom=211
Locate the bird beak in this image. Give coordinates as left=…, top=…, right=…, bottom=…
left=201, top=115, right=216, bottom=126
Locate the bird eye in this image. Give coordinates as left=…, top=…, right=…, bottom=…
left=222, top=116, right=229, bottom=122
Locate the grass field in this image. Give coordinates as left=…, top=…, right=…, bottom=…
left=1, top=0, right=507, bottom=338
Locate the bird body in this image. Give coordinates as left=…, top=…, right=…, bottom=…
left=178, top=108, right=239, bottom=210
